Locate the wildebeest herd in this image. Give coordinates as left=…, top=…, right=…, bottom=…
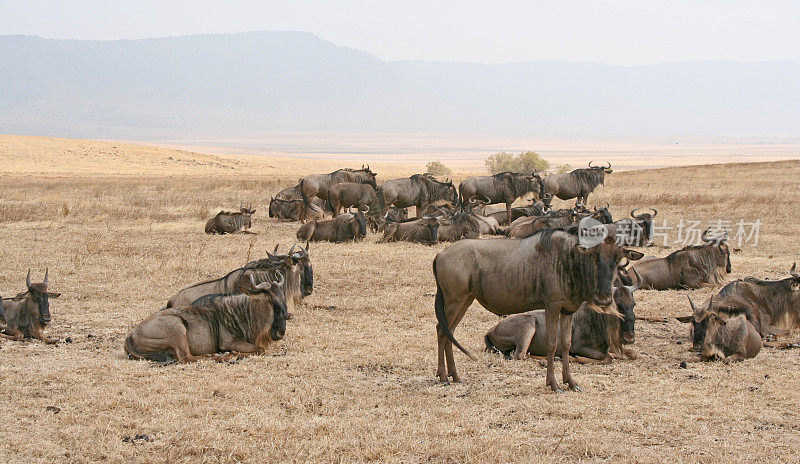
left=3, top=162, right=799, bottom=394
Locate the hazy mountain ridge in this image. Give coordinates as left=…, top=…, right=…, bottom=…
left=1, top=31, right=798, bottom=138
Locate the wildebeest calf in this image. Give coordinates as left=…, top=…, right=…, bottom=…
left=205, top=207, right=256, bottom=234
left=1, top=269, right=61, bottom=343
left=691, top=297, right=762, bottom=363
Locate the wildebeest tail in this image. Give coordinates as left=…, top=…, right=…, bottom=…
left=433, top=258, right=476, bottom=361
left=299, top=178, right=311, bottom=207
left=124, top=334, right=175, bottom=365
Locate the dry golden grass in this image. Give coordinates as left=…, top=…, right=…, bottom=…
left=1, top=135, right=800, bottom=463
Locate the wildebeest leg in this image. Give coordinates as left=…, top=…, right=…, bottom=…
left=569, top=345, right=612, bottom=364
left=558, top=313, right=581, bottom=391
left=513, top=323, right=537, bottom=360
left=506, top=202, right=513, bottom=226
left=31, top=330, right=58, bottom=344
left=436, top=295, right=473, bottom=382
left=219, top=339, right=264, bottom=357
left=0, top=331, right=23, bottom=340
left=544, top=305, right=562, bottom=393
left=723, top=353, right=747, bottom=364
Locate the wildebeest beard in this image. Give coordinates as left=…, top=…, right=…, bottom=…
left=571, top=169, right=605, bottom=192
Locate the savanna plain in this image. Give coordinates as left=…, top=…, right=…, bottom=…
left=1, top=134, right=800, bottom=463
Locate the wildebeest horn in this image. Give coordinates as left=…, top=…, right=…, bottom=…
left=604, top=201, right=609, bottom=209
left=26, top=268, right=32, bottom=288
left=44, top=268, right=49, bottom=286
left=272, top=271, right=285, bottom=289
left=605, top=161, right=612, bottom=169
left=468, top=196, right=477, bottom=204
left=593, top=203, right=598, bottom=211
left=687, top=295, right=698, bottom=313
left=482, top=195, right=490, bottom=203
left=618, top=257, right=629, bottom=269
left=631, top=208, right=642, bottom=218
left=288, top=242, right=297, bottom=256
left=363, top=205, right=370, bottom=214
left=249, top=274, right=257, bottom=289
left=649, top=208, right=657, bottom=218
left=701, top=227, right=712, bottom=243
left=791, top=262, right=799, bottom=278
left=588, top=160, right=594, bottom=167
left=627, top=268, right=642, bottom=292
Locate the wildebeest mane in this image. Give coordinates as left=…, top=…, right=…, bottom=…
left=534, top=228, right=598, bottom=303
left=665, top=243, right=724, bottom=283
left=571, top=168, right=605, bottom=191
left=186, top=294, right=256, bottom=343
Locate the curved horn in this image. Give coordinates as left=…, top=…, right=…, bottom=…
left=588, top=160, right=594, bottom=167
left=482, top=195, right=490, bottom=203
left=26, top=269, right=32, bottom=288
left=687, top=295, right=698, bottom=313
left=468, top=196, right=478, bottom=204
left=618, top=257, right=630, bottom=269
left=649, top=208, right=658, bottom=218
left=604, top=201, right=609, bottom=209
left=605, top=161, right=612, bottom=169
left=288, top=242, right=297, bottom=256
left=627, top=268, right=642, bottom=292
left=631, top=208, right=641, bottom=218
left=593, top=203, right=598, bottom=211
left=273, top=244, right=280, bottom=254
left=272, top=271, right=285, bottom=289
left=701, top=227, right=711, bottom=243
left=791, top=262, right=798, bottom=278
left=44, top=268, right=49, bottom=286
left=249, top=273, right=257, bottom=289
left=363, top=205, right=369, bottom=214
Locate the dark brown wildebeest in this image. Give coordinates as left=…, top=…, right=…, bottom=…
left=166, top=244, right=313, bottom=315
left=433, top=228, right=644, bottom=392
left=268, top=198, right=323, bottom=222
left=296, top=211, right=367, bottom=242
left=461, top=197, right=503, bottom=235
left=126, top=274, right=287, bottom=364
left=379, top=216, right=440, bottom=245
left=435, top=212, right=483, bottom=242
left=486, top=200, right=549, bottom=226
left=609, top=208, right=658, bottom=246
left=681, top=296, right=762, bottom=363
left=628, top=229, right=730, bottom=290
left=1, top=270, right=61, bottom=343
left=543, top=162, right=613, bottom=205
left=677, top=263, right=800, bottom=351
left=0, top=292, right=6, bottom=333
left=506, top=204, right=613, bottom=239
left=377, top=174, right=458, bottom=218
left=484, top=272, right=641, bottom=362
left=299, top=166, right=377, bottom=212
left=458, top=172, right=550, bottom=224
left=367, top=206, right=409, bottom=233
left=326, top=182, right=379, bottom=216
left=205, top=207, right=256, bottom=234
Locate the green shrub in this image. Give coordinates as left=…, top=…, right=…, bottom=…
left=426, top=160, right=452, bottom=177
left=485, top=151, right=549, bottom=175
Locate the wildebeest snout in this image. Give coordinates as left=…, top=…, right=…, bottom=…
left=621, top=331, right=635, bottom=345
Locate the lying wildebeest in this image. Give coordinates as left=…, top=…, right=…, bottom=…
left=367, top=206, right=409, bottom=233
left=296, top=210, right=367, bottom=242
left=126, top=274, right=287, bottom=364
left=543, top=161, right=613, bottom=205
left=205, top=207, right=256, bottom=234
left=485, top=271, right=641, bottom=362
left=627, top=228, right=730, bottom=290
left=609, top=208, right=658, bottom=246
left=379, top=216, right=440, bottom=245
left=275, top=184, right=302, bottom=200
left=1, top=269, right=61, bottom=343
left=506, top=203, right=613, bottom=239
left=299, top=166, right=377, bottom=212
left=434, top=228, right=644, bottom=392
left=436, top=212, right=483, bottom=242
left=377, top=174, right=458, bottom=218
left=326, top=182, right=379, bottom=216
left=677, top=263, right=800, bottom=351
left=682, top=296, right=762, bottom=363
left=485, top=200, right=549, bottom=226
left=268, top=198, right=323, bottom=222
left=461, top=197, right=503, bottom=235
left=166, top=244, right=313, bottom=315
left=419, top=200, right=457, bottom=219
left=458, top=171, right=550, bottom=225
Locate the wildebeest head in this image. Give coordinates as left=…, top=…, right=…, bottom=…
left=613, top=268, right=641, bottom=345
left=242, top=272, right=287, bottom=341
left=588, top=161, right=614, bottom=174
left=238, top=207, right=255, bottom=227
left=791, top=262, right=800, bottom=292
left=348, top=208, right=368, bottom=240
left=427, top=176, right=458, bottom=204
left=631, top=207, right=658, bottom=243
left=701, top=228, right=731, bottom=274
left=576, top=235, right=645, bottom=310
left=592, top=202, right=613, bottom=224
left=289, top=242, right=314, bottom=297
left=535, top=174, right=553, bottom=208
left=355, top=165, right=378, bottom=189
left=697, top=302, right=751, bottom=361
left=423, top=216, right=441, bottom=244
left=678, top=296, right=712, bottom=351
left=25, top=269, right=61, bottom=326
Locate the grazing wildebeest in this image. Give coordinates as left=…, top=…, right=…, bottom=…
left=166, top=244, right=313, bottom=313
left=458, top=172, right=549, bottom=224
left=205, top=207, right=256, bottom=234
left=377, top=174, right=458, bottom=218
left=296, top=211, right=368, bottom=242
left=484, top=272, right=641, bottom=363
left=610, top=208, right=658, bottom=246
left=436, top=212, right=483, bottom=242
left=677, top=263, right=800, bottom=351
left=326, top=182, right=379, bottom=216
left=683, top=296, right=762, bottom=363
left=506, top=204, right=612, bottom=239
left=628, top=229, right=730, bottom=290
left=126, top=274, right=287, bottom=364
left=543, top=162, right=613, bottom=205
left=1, top=270, right=61, bottom=343
left=268, top=198, right=323, bottom=222
left=433, top=228, right=644, bottom=392
left=299, top=166, right=377, bottom=212
left=379, top=216, right=440, bottom=245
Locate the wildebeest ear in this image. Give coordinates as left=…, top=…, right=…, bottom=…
left=624, top=249, right=645, bottom=260
left=676, top=315, right=693, bottom=323
left=791, top=282, right=799, bottom=291
left=47, top=292, right=61, bottom=298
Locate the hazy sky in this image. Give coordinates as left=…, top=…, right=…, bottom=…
left=3, top=0, right=799, bottom=65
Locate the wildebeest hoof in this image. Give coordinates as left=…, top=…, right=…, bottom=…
left=553, top=387, right=565, bottom=394
left=569, top=385, right=583, bottom=392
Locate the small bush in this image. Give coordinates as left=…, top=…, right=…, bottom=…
left=426, top=160, right=452, bottom=177
left=557, top=164, right=572, bottom=174
left=485, top=151, right=549, bottom=175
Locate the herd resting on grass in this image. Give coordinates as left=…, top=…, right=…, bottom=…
left=3, top=162, right=799, bottom=393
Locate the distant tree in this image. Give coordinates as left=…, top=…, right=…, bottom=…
left=485, top=151, right=549, bottom=175
left=426, top=160, right=452, bottom=177
left=557, top=163, right=572, bottom=174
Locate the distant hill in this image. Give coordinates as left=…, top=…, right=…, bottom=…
left=1, top=32, right=798, bottom=138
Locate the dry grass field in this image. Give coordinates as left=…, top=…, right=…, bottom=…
left=1, top=134, right=800, bottom=463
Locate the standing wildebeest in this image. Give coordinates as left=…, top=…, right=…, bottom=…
left=296, top=211, right=367, bottom=242
left=628, top=229, right=730, bottom=290
left=1, top=269, right=61, bottom=343
left=326, top=182, right=379, bottom=216
left=433, top=228, right=644, bottom=392
left=610, top=208, right=658, bottom=246
left=205, top=207, right=256, bottom=234
left=485, top=272, right=641, bottom=362
left=677, top=263, right=800, bottom=351
left=166, top=244, right=313, bottom=314
left=458, top=172, right=549, bottom=225
left=683, top=296, right=762, bottom=363
left=126, top=274, right=287, bottom=364
left=543, top=162, right=613, bottom=205
left=378, top=174, right=458, bottom=218
left=379, top=216, right=440, bottom=244
left=299, top=166, right=377, bottom=212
